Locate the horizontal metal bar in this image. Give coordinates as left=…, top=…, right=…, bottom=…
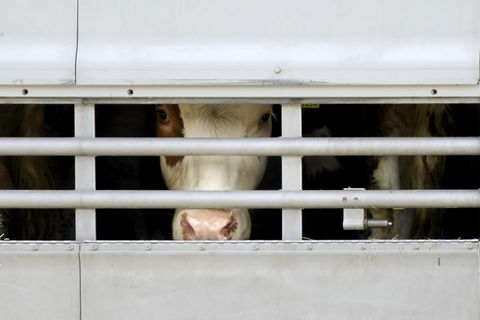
left=0, top=190, right=478, bottom=209
left=1, top=240, right=477, bottom=252
left=1, top=97, right=480, bottom=105
left=0, top=137, right=478, bottom=156
left=0, top=84, right=480, bottom=100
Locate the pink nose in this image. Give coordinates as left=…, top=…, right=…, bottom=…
left=179, top=209, right=238, bottom=240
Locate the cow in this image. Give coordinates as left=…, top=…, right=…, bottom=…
left=0, top=104, right=73, bottom=240
left=302, top=104, right=452, bottom=240
left=368, top=104, right=451, bottom=239
left=155, top=104, right=273, bottom=240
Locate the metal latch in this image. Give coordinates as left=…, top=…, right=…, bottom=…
left=342, top=188, right=392, bottom=231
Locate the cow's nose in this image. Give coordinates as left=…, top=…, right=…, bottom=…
left=179, top=209, right=238, bottom=240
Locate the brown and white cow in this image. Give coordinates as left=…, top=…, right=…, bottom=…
left=368, top=104, right=451, bottom=239
left=0, top=105, right=66, bottom=240
left=155, top=104, right=273, bottom=240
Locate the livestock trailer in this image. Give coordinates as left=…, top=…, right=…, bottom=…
left=0, top=0, right=479, bottom=319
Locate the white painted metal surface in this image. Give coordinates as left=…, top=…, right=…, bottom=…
left=76, top=0, right=480, bottom=85
left=75, top=104, right=96, bottom=241
left=0, top=242, right=80, bottom=320
left=282, top=104, right=303, bottom=240
left=78, top=241, right=479, bottom=320
left=0, top=0, right=77, bottom=85
left=1, top=84, right=480, bottom=100
left=0, top=241, right=478, bottom=320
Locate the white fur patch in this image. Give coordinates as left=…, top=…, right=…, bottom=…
left=161, top=104, right=273, bottom=240
left=373, top=156, right=400, bottom=190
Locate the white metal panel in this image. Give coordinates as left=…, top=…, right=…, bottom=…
left=0, top=242, right=80, bottom=320
left=77, top=0, right=480, bottom=85
left=1, top=84, right=480, bottom=100
left=80, top=241, right=479, bottom=320
left=0, top=0, right=77, bottom=85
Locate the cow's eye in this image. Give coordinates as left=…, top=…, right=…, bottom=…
left=260, top=112, right=271, bottom=124
left=158, top=109, right=169, bottom=124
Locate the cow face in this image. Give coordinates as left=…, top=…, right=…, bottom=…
left=155, top=104, right=273, bottom=240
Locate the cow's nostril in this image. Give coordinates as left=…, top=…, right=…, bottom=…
left=220, top=215, right=238, bottom=240
left=180, top=213, right=196, bottom=240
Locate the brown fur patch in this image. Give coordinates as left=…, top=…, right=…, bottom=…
left=0, top=161, right=14, bottom=189
left=155, top=104, right=185, bottom=167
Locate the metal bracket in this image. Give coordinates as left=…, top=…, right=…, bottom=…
left=342, top=188, right=392, bottom=231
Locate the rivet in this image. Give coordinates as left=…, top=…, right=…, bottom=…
left=274, top=67, right=282, bottom=74
left=253, top=245, right=259, bottom=251
left=200, top=246, right=206, bottom=251
left=146, top=245, right=152, bottom=251
left=92, top=245, right=98, bottom=251
left=307, top=245, right=313, bottom=251
left=68, top=245, right=74, bottom=251
left=468, top=245, right=474, bottom=250
left=360, top=245, right=366, bottom=251
left=414, top=246, right=420, bottom=250
left=342, top=197, right=348, bottom=202
left=32, top=246, right=39, bottom=251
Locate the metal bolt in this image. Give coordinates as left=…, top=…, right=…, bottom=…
left=32, top=246, right=39, bottom=251
left=274, top=67, right=282, bottom=74
left=68, top=245, right=74, bottom=251
left=146, top=245, right=152, bottom=251
left=199, top=246, right=206, bottom=251
left=307, top=244, right=313, bottom=251
left=92, top=245, right=99, bottom=251
left=342, top=197, right=347, bottom=202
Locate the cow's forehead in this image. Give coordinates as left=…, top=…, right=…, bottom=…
left=179, top=104, right=271, bottom=119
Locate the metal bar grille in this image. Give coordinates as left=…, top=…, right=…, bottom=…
left=0, top=102, right=479, bottom=241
